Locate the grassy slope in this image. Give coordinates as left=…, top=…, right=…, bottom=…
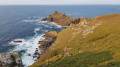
left=30, top=14, right=120, bottom=67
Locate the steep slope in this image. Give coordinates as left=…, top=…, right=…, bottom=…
left=30, top=14, right=120, bottom=67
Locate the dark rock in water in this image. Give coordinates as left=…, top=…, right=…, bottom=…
left=27, top=54, right=31, bottom=56
left=0, top=51, right=23, bottom=67
left=33, top=48, right=40, bottom=60
left=30, top=16, right=34, bottom=18
left=13, top=40, right=22, bottom=43
left=41, top=18, right=48, bottom=21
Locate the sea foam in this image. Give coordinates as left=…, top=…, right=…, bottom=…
left=10, top=34, right=45, bottom=67
left=9, top=17, right=64, bottom=67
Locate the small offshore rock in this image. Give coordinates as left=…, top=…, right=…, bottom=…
left=13, top=40, right=22, bottom=43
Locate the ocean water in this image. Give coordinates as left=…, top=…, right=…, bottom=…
left=0, top=5, right=120, bottom=66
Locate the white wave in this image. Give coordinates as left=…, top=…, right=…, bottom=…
left=11, top=34, right=45, bottom=67
left=22, top=20, right=35, bottom=22
left=39, top=21, right=48, bottom=23
left=22, top=19, right=41, bottom=23
left=9, top=16, right=65, bottom=67
left=34, top=27, right=42, bottom=34
left=44, top=30, right=49, bottom=32
left=38, top=20, right=63, bottom=28
left=50, top=22, right=63, bottom=28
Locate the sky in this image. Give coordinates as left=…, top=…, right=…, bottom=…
left=0, top=0, right=120, bottom=5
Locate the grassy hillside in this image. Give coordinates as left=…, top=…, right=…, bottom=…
left=30, top=14, right=120, bottom=67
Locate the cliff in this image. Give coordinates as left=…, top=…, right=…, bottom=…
left=30, top=14, right=120, bottom=67
left=41, top=11, right=86, bottom=26
left=39, top=31, right=58, bottom=55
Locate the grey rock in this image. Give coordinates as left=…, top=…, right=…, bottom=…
left=0, top=51, right=23, bottom=67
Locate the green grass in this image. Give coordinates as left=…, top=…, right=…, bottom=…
left=46, top=51, right=114, bottom=67
left=30, top=14, right=120, bottom=67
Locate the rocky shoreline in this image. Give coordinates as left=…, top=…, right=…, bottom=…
left=38, top=31, right=58, bottom=55
left=33, top=11, right=87, bottom=66
left=38, top=11, right=87, bottom=56
left=0, top=11, right=87, bottom=67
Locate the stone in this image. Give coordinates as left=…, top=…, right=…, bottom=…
left=13, top=40, right=22, bottom=43
left=33, top=48, right=40, bottom=60
left=0, top=51, right=23, bottom=67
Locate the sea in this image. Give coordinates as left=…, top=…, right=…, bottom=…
left=0, top=5, right=119, bottom=67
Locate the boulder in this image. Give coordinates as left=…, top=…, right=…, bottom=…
left=13, top=40, right=22, bottom=43
left=0, top=51, right=23, bottom=67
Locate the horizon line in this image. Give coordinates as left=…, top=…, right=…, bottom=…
left=0, top=4, right=120, bottom=6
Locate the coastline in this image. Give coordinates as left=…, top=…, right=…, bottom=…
left=1, top=10, right=120, bottom=67
left=7, top=19, right=64, bottom=67
left=0, top=11, right=84, bottom=67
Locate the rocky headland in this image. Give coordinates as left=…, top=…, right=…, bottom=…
left=41, top=11, right=87, bottom=26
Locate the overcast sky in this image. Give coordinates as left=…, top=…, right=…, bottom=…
left=0, top=0, right=120, bottom=5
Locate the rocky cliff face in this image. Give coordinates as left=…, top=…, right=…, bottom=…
left=41, top=11, right=86, bottom=26
left=0, top=51, right=23, bottom=67
left=39, top=40, right=54, bottom=55
left=38, top=31, right=58, bottom=55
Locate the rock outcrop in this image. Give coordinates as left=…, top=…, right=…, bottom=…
left=38, top=31, right=58, bottom=55
left=0, top=51, right=23, bottom=67
left=43, top=31, right=58, bottom=40
left=39, top=40, right=54, bottom=55
left=41, top=11, right=86, bottom=26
